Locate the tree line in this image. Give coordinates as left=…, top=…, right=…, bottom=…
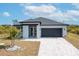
left=0, top=25, right=20, bottom=39
left=67, top=25, right=79, bottom=35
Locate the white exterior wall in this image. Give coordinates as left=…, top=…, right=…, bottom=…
left=63, top=26, right=67, bottom=37
left=23, top=26, right=29, bottom=39
left=41, top=26, right=65, bottom=28
left=37, top=24, right=41, bottom=38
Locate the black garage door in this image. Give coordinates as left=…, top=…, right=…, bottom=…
left=41, top=28, right=62, bottom=37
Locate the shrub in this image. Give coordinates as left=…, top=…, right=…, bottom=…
left=67, top=25, right=79, bottom=35
left=9, top=26, right=20, bottom=39
left=0, top=25, right=20, bottom=39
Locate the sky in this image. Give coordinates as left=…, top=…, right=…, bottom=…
left=0, top=3, right=79, bottom=25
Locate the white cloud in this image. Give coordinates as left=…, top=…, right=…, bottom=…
left=20, top=3, right=32, bottom=6
left=3, top=12, right=10, bottom=17
left=23, top=4, right=58, bottom=18
left=63, top=10, right=79, bottom=21
left=24, top=4, right=57, bottom=13
left=21, top=4, right=79, bottom=23
left=66, top=10, right=79, bottom=16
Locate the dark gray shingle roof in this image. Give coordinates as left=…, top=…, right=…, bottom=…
left=19, top=17, right=68, bottom=26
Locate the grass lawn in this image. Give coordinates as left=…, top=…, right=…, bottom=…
left=65, top=32, right=79, bottom=49
left=0, top=39, right=40, bottom=56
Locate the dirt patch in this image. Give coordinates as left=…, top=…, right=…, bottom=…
left=65, top=32, right=79, bottom=49
left=0, top=40, right=40, bottom=56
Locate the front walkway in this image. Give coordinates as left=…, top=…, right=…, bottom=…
left=22, top=38, right=79, bottom=56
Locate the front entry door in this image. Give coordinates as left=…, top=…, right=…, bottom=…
left=29, top=25, right=37, bottom=38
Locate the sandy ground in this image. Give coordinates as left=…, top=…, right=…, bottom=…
left=0, top=40, right=40, bottom=56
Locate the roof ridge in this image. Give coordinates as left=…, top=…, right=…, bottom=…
left=35, top=17, right=64, bottom=24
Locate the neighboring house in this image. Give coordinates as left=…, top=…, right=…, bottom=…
left=14, top=17, right=68, bottom=39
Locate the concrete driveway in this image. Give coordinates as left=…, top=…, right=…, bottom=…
left=38, top=38, right=79, bottom=56
left=22, top=38, right=79, bottom=56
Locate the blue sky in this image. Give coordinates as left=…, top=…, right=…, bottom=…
left=0, top=3, right=79, bottom=25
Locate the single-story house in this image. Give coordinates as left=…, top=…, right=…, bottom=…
left=14, top=17, right=68, bottom=39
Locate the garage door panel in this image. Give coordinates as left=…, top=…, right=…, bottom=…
left=41, top=28, right=62, bottom=37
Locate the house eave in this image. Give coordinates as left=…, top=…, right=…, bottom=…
left=41, top=24, right=68, bottom=26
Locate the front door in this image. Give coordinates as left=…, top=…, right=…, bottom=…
left=29, top=25, right=37, bottom=38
